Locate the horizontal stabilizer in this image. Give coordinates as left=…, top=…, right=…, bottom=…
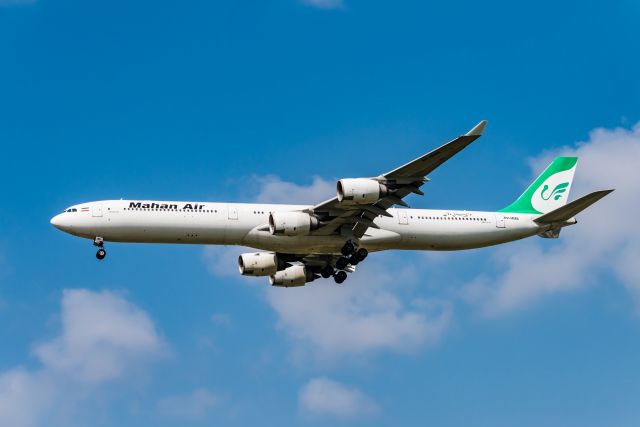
left=534, top=189, right=614, bottom=223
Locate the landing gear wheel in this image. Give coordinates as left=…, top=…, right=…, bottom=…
left=341, top=242, right=356, bottom=257
left=321, top=265, right=335, bottom=279
left=348, top=255, right=360, bottom=266
left=96, top=248, right=106, bottom=260
left=334, top=270, right=347, bottom=284
left=355, top=248, right=368, bottom=262
left=336, top=257, right=349, bottom=270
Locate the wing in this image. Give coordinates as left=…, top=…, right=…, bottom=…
left=310, top=120, right=487, bottom=238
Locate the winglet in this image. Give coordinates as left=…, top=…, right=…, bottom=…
left=465, top=120, right=488, bottom=136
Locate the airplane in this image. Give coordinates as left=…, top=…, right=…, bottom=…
left=50, top=121, right=613, bottom=286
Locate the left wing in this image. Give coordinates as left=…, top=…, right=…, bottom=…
left=309, top=120, right=487, bottom=238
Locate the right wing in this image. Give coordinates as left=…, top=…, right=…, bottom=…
left=310, top=120, right=488, bottom=238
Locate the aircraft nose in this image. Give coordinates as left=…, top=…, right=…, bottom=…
left=50, top=214, right=68, bottom=231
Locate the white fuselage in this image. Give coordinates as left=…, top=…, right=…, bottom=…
left=50, top=200, right=546, bottom=253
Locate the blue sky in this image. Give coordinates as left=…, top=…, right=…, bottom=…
left=1, top=0, right=640, bottom=426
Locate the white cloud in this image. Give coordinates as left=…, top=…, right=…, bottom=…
left=0, top=370, right=55, bottom=427
left=34, top=289, right=164, bottom=383
left=463, top=122, right=640, bottom=315
left=253, top=175, right=335, bottom=205
left=300, top=0, right=344, bottom=10
left=299, top=377, right=377, bottom=419
left=266, top=260, right=451, bottom=361
left=203, top=245, right=248, bottom=278
left=0, top=289, right=165, bottom=427
left=156, top=388, right=219, bottom=421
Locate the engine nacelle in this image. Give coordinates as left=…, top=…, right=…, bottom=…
left=337, top=178, right=388, bottom=204
left=269, top=265, right=312, bottom=287
left=238, top=252, right=278, bottom=276
left=269, top=211, right=319, bottom=236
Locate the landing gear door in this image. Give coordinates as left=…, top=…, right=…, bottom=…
left=91, top=204, right=103, bottom=217
left=495, top=214, right=505, bottom=228
left=398, top=209, right=409, bottom=225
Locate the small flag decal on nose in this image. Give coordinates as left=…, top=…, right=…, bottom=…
left=81, top=207, right=89, bottom=212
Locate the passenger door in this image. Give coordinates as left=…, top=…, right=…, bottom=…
left=228, top=205, right=238, bottom=220
left=495, top=214, right=505, bottom=228
left=91, top=203, right=103, bottom=217
left=398, top=209, right=409, bottom=225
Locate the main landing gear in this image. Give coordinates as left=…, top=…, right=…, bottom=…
left=321, top=265, right=335, bottom=279
left=334, top=270, right=347, bottom=284
left=341, top=241, right=355, bottom=257
left=94, top=237, right=106, bottom=260
left=332, top=242, right=369, bottom=284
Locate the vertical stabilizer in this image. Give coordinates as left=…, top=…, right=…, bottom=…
left=499, top=157, right=578, bottom=214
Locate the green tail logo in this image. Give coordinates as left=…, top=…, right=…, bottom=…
left=541, top=182, right=569, bottom=201
left=499, top=156, right=577, bottom=214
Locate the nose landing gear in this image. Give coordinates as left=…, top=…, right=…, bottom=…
left=96, top=248, right=106, bottom=260
left=94, top=237, right=106, bottom=260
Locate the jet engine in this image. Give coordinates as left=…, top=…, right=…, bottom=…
left=269, top=265, right=313, bottom=287
left=337, top=178, right=388, bottom=204
left=238, top=252, right=278, bottom=276
left=269, top=211, right=319, bottom=236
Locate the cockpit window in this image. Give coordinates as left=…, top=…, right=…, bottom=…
left=63, top=208, right=78, bottom=213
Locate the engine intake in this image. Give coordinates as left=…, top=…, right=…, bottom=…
left=269, top=265, right=313, bottom=287
left=238, top=252, right=278, bottom=276
left=337, top=178, right=388, bottom=204
left=269, top=211, right=319, bottom=236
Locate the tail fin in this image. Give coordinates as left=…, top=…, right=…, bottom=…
left=499, top=156, right=578, bottom=214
